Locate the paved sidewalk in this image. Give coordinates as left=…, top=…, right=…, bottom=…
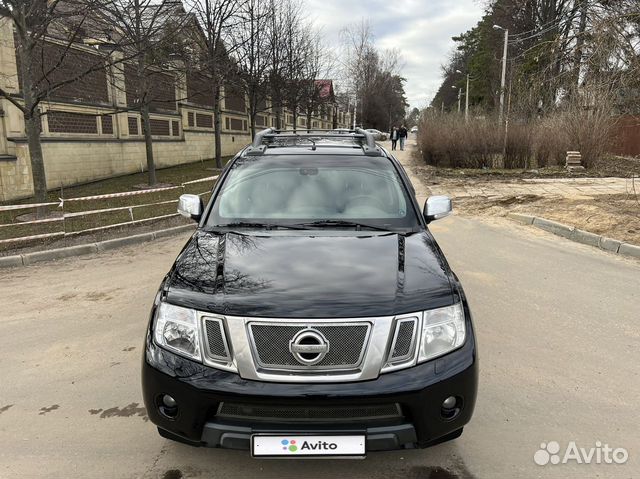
left=388, top=141, right=634, bottom=200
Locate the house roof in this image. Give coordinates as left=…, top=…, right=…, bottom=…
left=315, top=80, right=335, bottom=101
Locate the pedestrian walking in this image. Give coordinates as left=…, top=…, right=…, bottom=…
left=390, top=126, right=398, bottom=150
left=398, top=125, right=408, bottom=151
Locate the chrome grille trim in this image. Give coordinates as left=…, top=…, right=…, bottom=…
left=203, top=317, right=231, bottom=361
left=247, top=322, right=372, bottom=372
left=388, top=317, right=418, bottom=363
left=199, top=315, right=236, bottom=372
left=223, top=312, right=423, bottom=383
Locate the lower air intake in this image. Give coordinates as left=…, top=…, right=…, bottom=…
left=216, top=402, right=403, bottom=423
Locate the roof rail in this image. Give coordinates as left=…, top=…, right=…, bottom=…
left=245, top=128, right=275, bottom=156
left=245, top=128, right=383, bottom=157
left=354, top=128, right=379, bottom=156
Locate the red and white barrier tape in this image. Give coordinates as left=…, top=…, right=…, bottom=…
left=58, top=185, right=182, bottom=206
left=0, top=216, right=64, bottom=228
left=1, top=175, right=219, bottom=212
left=64, top=213, right=181, bottom=236
left=0, top=201, right=59, bottom=212
left=63, top=199, right=179, bottom=219
left=182, top=175, right=219, bottom=185
left=0, top=174, right=219, bottom=243
left=0, top=231, right=64, bottom=244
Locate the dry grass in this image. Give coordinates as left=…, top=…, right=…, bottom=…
left=418, top=105, right=617, bottom=170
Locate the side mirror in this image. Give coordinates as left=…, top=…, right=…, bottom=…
left=424, top=195, right=452, bottom=222
left=178, top=194, right=203, bottom=222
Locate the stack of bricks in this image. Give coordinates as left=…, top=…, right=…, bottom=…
left=566, top=151, right=585, bottom=172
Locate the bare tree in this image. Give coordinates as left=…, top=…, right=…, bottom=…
left=339, top=20, right=406, bottom=129
left=100, top=0, right=189, bottom=186
left=233, top=0, right=272, bottom=138
left=186, top=0, right=243, bottom=168
left=0, top=0, right=107, bottom=212
left=339, top=19, right=375, bottom=127
left=301, top=31, right=330, bottom=130
left=271, top=0, right=313, bottom=130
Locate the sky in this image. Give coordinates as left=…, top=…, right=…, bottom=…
left=304, top=0, right=486, bottom=109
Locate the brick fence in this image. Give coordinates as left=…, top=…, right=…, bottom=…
left=611, top=116, right=640, bottom=157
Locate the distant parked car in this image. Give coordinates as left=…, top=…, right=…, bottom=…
left=411, top=126, right=418, bottom=134
left=365, top=129, right=388, bottom=141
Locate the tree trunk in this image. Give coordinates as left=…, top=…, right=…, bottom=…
left=250, top=109, right=257, bottom=139
left=17, top=29, right=47, bottom=218
left=15, top=15, right=48, bottom=212
left=24, top=110, right=47, bottom=207
left=573, top=0, right=589, bottom=90
left=140, top=102, right=157, bottom=186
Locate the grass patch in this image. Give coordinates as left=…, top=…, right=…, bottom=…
left=0, top=157, right=229, bottom=248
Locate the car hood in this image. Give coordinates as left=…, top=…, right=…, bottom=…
left=165, top=230, right=454, bottom=318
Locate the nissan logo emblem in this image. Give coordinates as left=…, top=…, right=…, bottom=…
left=289, top=329, right=330, bottom=366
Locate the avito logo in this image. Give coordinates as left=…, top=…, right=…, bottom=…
left=300, top=440, right=339, bottom=451
left=281, top=439, right=339, bottom=453
left=280, top=439, right=298, bottom=452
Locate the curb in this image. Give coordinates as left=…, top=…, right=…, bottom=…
left=507, top=213, right=640, bottom=260
left=0, top=224, right=196, bottom=269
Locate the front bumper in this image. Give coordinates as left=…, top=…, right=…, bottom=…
left=141, top=323, right=478, bottom=451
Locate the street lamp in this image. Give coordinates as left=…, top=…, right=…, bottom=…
left=493, top=24, right=509, bottom=125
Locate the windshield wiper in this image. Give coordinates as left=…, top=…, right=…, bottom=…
left=211, top=222, right=311, bottom=230
left=297, top=220, right=391, bottom=231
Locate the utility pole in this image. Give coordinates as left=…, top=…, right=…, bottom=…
left=494, top=25, right=509, bottom=124
left=455, top=69, right=470, bottom=120
left=465, top=74, right=470, bottom=122
left=353, top=100, right=357, bottom=129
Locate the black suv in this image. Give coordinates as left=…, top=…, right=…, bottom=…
left=142, top=129, right=478, bottom=458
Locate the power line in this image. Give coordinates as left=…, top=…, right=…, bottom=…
left=509, top=22, right=563, bottom=44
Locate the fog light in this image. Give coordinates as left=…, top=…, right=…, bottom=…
left=441, top=396, right=461, bottom=420
left=158, top=394, right=179, bottom=419
left=162, top=395, right=177, bottom=408
left=442, top=396, right=457, bottom=409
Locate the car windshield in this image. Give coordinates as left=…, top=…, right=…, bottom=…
left=206, top=154, right=420, bottom=231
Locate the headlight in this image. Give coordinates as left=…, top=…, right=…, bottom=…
left=153, top=302, right=202, bottom=362
left=418, top=303, right=466, bottom=362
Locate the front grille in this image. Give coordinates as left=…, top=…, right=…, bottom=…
left=390, top=318, right=417, bottom=361
left=217, top=402, right=402, bottom=423
left=249, top=323, right=370, bottom=370
left=204, top=318, right=229, bottom=360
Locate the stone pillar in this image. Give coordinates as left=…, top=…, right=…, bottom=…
left=0, top=17, right=19, bottom=156
left=107, top=49, right=128, bottom=138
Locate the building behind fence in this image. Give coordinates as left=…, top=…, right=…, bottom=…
left=0, top=18, right=351, bottom=202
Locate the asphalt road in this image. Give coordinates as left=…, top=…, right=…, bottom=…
left=1, top=155, right=639, bottom=478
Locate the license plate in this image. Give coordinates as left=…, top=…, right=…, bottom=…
left=251, top=434, right=366, bottom=458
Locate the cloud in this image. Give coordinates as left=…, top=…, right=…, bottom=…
left=305, top=0, right=484, bottom=107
